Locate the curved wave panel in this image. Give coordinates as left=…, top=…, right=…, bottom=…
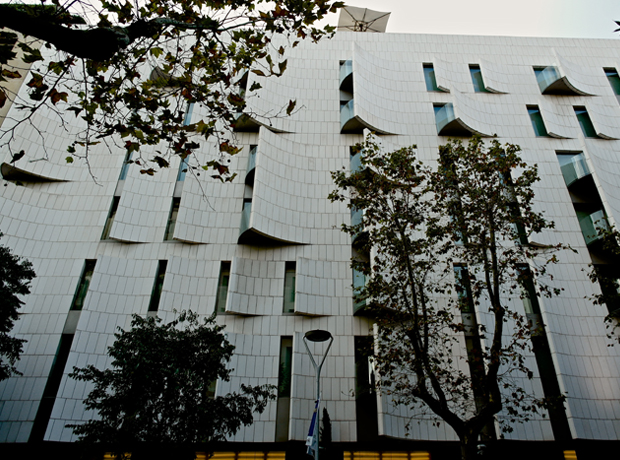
left=295, top=258, right=352, bottom=316
left=240, top=129, right=350, bottom=245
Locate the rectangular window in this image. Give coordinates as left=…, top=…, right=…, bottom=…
left=604, top=68, right=620, bottom=95
left=469, top=64, right=489, bottom=93
left=275, top=336, right=293, bottom=442
left=283, top=261, right=296, bottom=313
left=527, top=105, right=549, bottom=137
left=517, top=264, right=572, bottom=440
left=119, top=151, right=132, bottom=180
left=352, top=267, right=366, bottom=312
left=354, top=336, right=378, bottom=440
left=101, top=196, right=120, bottom=240
left=176, top=156, right=189, bottom=182
left=215, top=261, right=231, bottom=313
left=183, top=102, right=195, bottom=126
left=164, top=197, right=180, bottom=241
left=423, top=63, right=440, bottom=92
left=277, top=336, right=293, bottom=397
left=70, top=260, right=96, bottom=311
left=29, top=333, right=75, bottom=441
left=574, top=106, right=598, bottom=138
left=148, top=260, right=167, bottom=312
left=453, top=264, right=474, bottom=313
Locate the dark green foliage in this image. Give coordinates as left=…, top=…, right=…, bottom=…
left=0, top=1, right=344, bottom=179
left=331, top=136, right=569, bottom=460
left=0, top=232, right=36, bottom=381
left=69, top=311, right=275, bottom=457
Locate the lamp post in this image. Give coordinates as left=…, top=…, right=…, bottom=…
left=303, top=329, right=334, bottom=460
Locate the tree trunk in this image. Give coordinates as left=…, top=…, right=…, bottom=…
left=460, top=434, right=480, bottom=460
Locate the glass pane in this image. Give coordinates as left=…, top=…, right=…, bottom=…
left=283, top=262, right=296, bottom=313
left=101, top=196, right=119, bottom=240
left=423, top=64, right=439, bottom=91
left=177, top=156, right=189, bottom=182
left=215, top=262, right=231, bottom=313
left=71, top=260, right=96, bottom=311
left=277, top=337, right=292, bottom=396
left=604, top=68, right=620, bottom=95
left=469, top=65, right=488, bottom=93
left=574, top=107, right=597, bottom=138
left=118, top=151, right=132, bottom=180
left=164, top=198, right=180, bottom=240
left=148, top=260, right=167, bottom=312
left=528, top=106, right=548, bottom=137
left=453, top=265, right=474, bottom=313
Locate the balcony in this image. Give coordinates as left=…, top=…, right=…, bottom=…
left=233, top=113, right=261, bottom=132
left=434, top=103, right=480, bottom=137
left=559, top=153, right=591, bottom=187
left=535, top=66, right=586, bottom=96
left=578, top=209, right=609, bottom=245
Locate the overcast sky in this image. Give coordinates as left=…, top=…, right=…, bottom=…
left=327, top=0, right=620, bottom=39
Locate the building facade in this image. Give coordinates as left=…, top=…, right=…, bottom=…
left=1, top=26, right=620, bottom=459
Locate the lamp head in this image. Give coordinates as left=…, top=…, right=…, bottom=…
left=304, top=329, right=332, bottom=343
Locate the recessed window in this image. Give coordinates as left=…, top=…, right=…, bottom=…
left=183, top=102, right=195, bottom=126
left=70, top=260, right=96, bottom=311
left=469, top=64, right=489, bottom=93
left=604, top=68, right=620, bottom=95
left=148, top=260, right=167, bottom=312
left=101, top=196, right=120, bottom=240
left=574, top=106, right=598, bottom=138
left=215, top=261, right=231, bottom=313
left=164, top=197, right=180, bottom=241
left=423, top=63, right=440, bottom=92
left=277, top=336, right=293, bottom=397
left=453, top=264, right=474, bottom=313
left=283, top=261, right=296, bottom=313
left=527, top=105, right=549, bottom=137
left=275, top=336, right=293, bottom=442
left=176, top=156, right=189, bottom=182
left=118, top=151, right=132, bottom=180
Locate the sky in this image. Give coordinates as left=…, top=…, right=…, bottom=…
left=325, top=0, right=620, bottom=39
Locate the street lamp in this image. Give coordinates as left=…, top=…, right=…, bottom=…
left=303, top=329, right=333, bottom=460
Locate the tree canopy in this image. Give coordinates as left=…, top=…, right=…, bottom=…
left=0, top=231, right=36, bottom=381
left=69, top=311, right=276, bottom=459
left=330, top=136, right=570, bottom=460
left=0, top=0, right=342, bottom=179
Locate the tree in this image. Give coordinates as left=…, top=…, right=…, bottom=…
left=330, top=136, right=569, bottom=460
left=0, top=0, right=342, bottom=179
left=584, top=225, right=620, bottom=342
left=68, top=311, right=276, bottom=459
left=0, top=231, right=36, bottom=381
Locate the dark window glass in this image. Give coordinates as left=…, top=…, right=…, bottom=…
left=71, top=260, right=96, bottom=311
left=469, top=64, right=489, bottom=93
left=215, top=261, right=231, bottom=313
left=527, top=105, right=549, bottom=137
left=574, top=106, right=597, bottom=138
left=423, top=64, right=439, bottom=92
left=283, top=261, right=296, bottom=313
left=101, top=196, right=120, bottom=240
left=148, top=260, right=167, bottom=312
left=164, top=197, right=181, bottom=241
